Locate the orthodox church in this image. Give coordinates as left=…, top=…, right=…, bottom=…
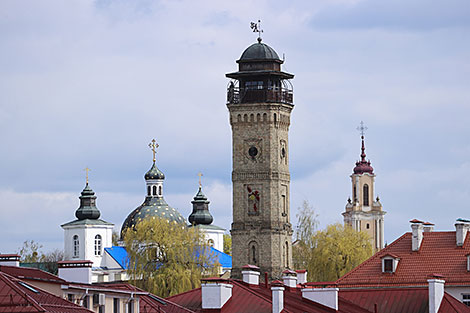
left=60, top=143, right=231, bottom=283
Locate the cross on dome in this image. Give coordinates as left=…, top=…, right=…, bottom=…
left=148, top=139, right=159, bottom=163
left=84, top=167, right=91, bottom=185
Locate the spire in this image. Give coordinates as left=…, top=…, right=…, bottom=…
left=361, top=135, right=367, bottom=162
left=353, top=122, right=374, bottom=175
left=188, top=174, right=213, bottom=226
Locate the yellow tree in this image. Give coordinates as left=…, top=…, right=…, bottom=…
left=307, top=223, right=372, bottom=282
left=123, top=218, right=218, bottom=297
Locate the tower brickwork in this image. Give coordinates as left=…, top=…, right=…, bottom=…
left=226, top=38, right=294, bottom=279
left=343, top=132, right=385, bottom=252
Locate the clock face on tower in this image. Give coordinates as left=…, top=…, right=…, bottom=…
left=249, top=146, right=258, bottom=158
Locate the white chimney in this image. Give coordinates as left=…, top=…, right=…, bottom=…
left=241, top=264, right=260, bottom=285
left=282, top=269, right=297, bottom=288
left=428, top=277, right=445, bottom=313
left=296, top=270, right=307, bottom=284
left=410, top=219, right=424, bottom=251
left=0, top=254, right=20, bottom=267
left=271, top=281, right=284, bottom=313
left=455, top=221, right=470, bottom=247
left=423, top=222, right=434, bottom=232
left=201, top=279, right=233, bottom=309
left=302, top=287, right=339, bottom=311
left=58, top=260, right=92, bottom=284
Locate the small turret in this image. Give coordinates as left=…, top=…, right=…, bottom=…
left=188, top=186, right=213, bottom=225
left=75, top=183, right=101, bottom=220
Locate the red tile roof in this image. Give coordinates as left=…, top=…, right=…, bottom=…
left=340, top=287, right=470, bottom=313
left=167, top=279, right=370, bottom=313
left=0, top=271, right=93, bottom=313
left=0, top=265, right=66, bottom=284
left=337, top=231, right=470, bottom=287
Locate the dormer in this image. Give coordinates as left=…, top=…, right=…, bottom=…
left=381, top=254, right=399, bottom=273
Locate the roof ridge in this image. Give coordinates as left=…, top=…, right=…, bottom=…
left=166, top=286, right=202, bottom=300
left=336, top=232, right=410, bottom=284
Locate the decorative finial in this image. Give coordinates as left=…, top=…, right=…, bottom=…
left=357, top=121, right=368, bottom=161
left=197, top=172, right=203, bottom=188
left=148, top=139, right=159, bottom=163
left=84, top=167, right=91, bottom=185
left=250, top=20, right=263, bottom=43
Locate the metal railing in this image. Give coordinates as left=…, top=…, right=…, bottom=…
left=227, top=87, right=293, bottom=105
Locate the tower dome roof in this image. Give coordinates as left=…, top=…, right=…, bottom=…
left=239, top=41, right=281, bottom=61
left=144, top=162, right=165, bottom=180
left=75, top=183, right=101, bottom=220
left=353, top=136, right=374, bottom=175
left=188, top=187, right=213, bottom=225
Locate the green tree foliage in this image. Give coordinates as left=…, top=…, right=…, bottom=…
left=123, top=218, right=219, bottom=297
left=17, top=240, right=43, bottom=262
left=293, top=200, right=318, bottom=270
left=223, top=234, right=232, bottom=255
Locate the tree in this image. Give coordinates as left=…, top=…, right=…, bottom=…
left=223, top=234, right=232, bottom=255
left=17, top=240, right=43, bottom=262
left=306, top=223, right=373, bottom=282
left=123, top=218, right=219, bottom=297
left=292, top=200, right=318, bottom=270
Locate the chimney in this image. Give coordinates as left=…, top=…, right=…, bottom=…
left=58, top=260, right=92, bottom=284
left=410, top=219, right=424, bottom=251
left=455, top=219, right=470, bottom=247
left=271, top=280, right=284, bottom=313
left=296, top=270, right=307, bottom=284
left=423, top=222, right=434, bottom=232
left=302, top=286, right=339, bottom=311
left=201, top=278, right=233, bottom=310
left=428, top=275, right=445, bottom=313
left=282, top=269, right=297, bottom=288
left=241, top=264, right=260, bottom=285
left=0, top=254, right=20, bottom=267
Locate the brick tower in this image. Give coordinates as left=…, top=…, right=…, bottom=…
left=226, top=36, right=294, bottom=279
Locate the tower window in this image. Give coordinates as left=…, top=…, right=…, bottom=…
left=95, top=235, right=102, bottom=256
left=158, top=186, right=162, bottom=195
left=208, top=239, right=214, bottom=247
left=281, top=195, right=286, bottom=215
left=363, top=184, right=369, bottom=206
left=73, top=235, right=79, bottom=258
left=147, top=186, right=151, bottom=196
left=285, top=241, right=289, bottom=268
left=252, top=245, right=257, bottom=264
left=353, top=186, right=357, bottom=202
left=366, top=223, right=370, bottom=229
left=249, top=241, right=259, bottom=265
left=152, top=186, right=157, bottom=196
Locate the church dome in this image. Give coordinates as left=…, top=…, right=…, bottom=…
left=188, top=187, right=213, bottom=225
left=239, top=41, right=280, bottom=61
left=144, top=162, right=165, bottom=180
left=75, top=184, right=101, bottom=220
left=353, top=135, right=374, bottom=175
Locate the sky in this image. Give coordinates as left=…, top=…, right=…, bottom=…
left=0, top=0, right=469, bottom=254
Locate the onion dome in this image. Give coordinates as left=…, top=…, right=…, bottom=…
left=188, top=187, right=213, bottom=225
left=239, top=40, right=281, bottom=61
left=353, top=135, right=374, bottom=175
left=144, top=162, right=165, bottom=180
left=75, top=183, right=101, bottom=220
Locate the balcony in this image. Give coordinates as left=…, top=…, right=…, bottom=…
left=227, top=86, right=293, bottom=105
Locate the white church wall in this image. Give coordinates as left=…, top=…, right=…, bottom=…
left=204, top=228, right=225, bottom=252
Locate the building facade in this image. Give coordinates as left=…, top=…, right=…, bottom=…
left=226, top=37, right=294, bottom=279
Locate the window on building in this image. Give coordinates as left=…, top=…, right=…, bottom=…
left=83, top=296, right=89, bottom=308
left=68, top=294, right=74, bottom=302
left=463, top=294, right=470, bottom=306
left=73, top=235, right=79, bottom=258
left=281, top=195, right=286, bottom=215
left=114, top=298, right=120, bottom=313
left=147, top=186, right=151, bottom=196
left=353, top=186, right=357, bottom=202
left=363, top=184, right=369, bottom=206
left=152, top=185, right=157, bottom=196
left=208, top=239, right=214, bottom=247
left=252, top=245, right=257, bottom=264
left=95, top=235, right=102, bottom=256
left=158, top=186, right=162, bottom=195
left=127, top=300, right=134, bottom=313
left=285, top=241, right=289, bottom=268
left=99, top=306, right=104, bottom=313
left=384, top=259, right=393, bottom=272
left=366, top=223, right=370, bottom=229
left=245, top=81, right=263, bottom=90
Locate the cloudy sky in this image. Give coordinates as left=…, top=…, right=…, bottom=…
left=1, top=0, right=469, bottom=254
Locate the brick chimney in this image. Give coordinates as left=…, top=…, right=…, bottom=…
left=410, top=219, right=424, bottom=251
left=241, top=264, right=260, bottom=285
left=428, top=275, right=445, bottom=313
left=271, top=280, right=284, bottom=313
left=201, top=278, right=233, bottom=310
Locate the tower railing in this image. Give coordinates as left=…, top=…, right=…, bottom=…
left=227, top=86, right=293, bottom=105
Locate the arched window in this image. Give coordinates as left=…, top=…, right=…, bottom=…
left=285, top=241, right=289, bottom=268
left=152, top=186, right=157, bottom=196
left=274, top=113, right=277, bottom=124
left=237, top=114, right=241, bottom=122
left=363, top=184, right=369, bottom=206
left=73, top=235, right=79, bottom=258
left=256, top=113, right=260, bottom=122
left=208, top=239, right=214, bottom=247
left=158, top=186, right=162, bottom=195
left=252, top=245, right=257, bottom=264
left=249, top=241, right=258, bottom=265
left=147, top=186, right=151, bottom=196
left=353, top=186, right=357, bottom=203
left=95, top=235, right=102, bottom=256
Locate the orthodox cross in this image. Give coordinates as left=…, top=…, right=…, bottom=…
left=84, top=167, right=91, bottom=185
left=357, top=121, right=368, bottom=138
left=250, top=20, right=263, bottom=42
left=148, top=139, right=159, bottom=162
left=197, top=172, right=203, bottom=187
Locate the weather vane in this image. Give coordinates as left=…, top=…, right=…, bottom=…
left=357, top=121, right=368, bottom=138
left=148, top=139, right=159, bottom=163
left=250, top=19, right=263, bottom=42
left=197, top=172, right=203, bottom=188
left=84, top=167, right=91, bottom=185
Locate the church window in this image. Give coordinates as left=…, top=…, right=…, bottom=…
left=263, top=113, right=267, bottom=122
left=243, top=114, right=248, bottom=122
left=152, top=186, right=157, bottom=196
left=274, top=113, right=277, bottom=124
left=281, top=195, right=286, bottom=216
left=353, top=186, right=357, bottom=202
left=73, top=235, right=79, bottom=258
left=208, top=239, right=214, bottom=247
left=257, top=113, right=260, bottom=122
left=158, top=186, right=162, bottom=195
left=249, top=241, right=259, bottom=265
left=252, top=246, right=257, bottom=264
left=250, top=114, right=254, bottom=122
left=285, top=241, right=289, bottom=268
left=366, top=223, right=370, bottom=229
left=95, top=235, right=102, bottom=256
left=363, top=184, right=369, bottom=206
left=237, top=114, right=241, bottom=122
left=147, top=186, right=151, bottom=196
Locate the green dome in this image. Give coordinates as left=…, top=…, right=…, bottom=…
left=188, top=187, right=213, bottom=225
left=121, top=197, right=185, bottom=238
left=144, top=162, right=165, bottom=180
left=75, top=184, right=101, bottom=220
left=239, top=42, right=280, bottom=61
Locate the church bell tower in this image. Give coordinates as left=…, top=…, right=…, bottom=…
left=226, top=30, right=294, bottom=279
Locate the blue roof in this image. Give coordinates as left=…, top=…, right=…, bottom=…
left=104, top=246, right=129, bottom=269
left=210, top=247, right=232, bottom=269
